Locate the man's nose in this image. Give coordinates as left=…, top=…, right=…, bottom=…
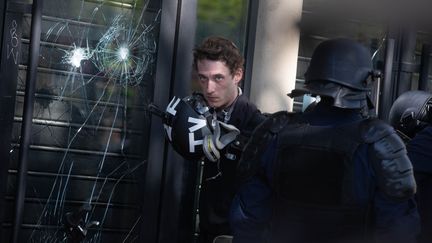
left=206, top=80, right=216, bottom=93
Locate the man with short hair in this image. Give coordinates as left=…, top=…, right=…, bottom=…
left=192, top=36, right=265, bottom=243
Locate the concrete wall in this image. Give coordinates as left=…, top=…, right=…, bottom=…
left=250, top=0, right=303, bottom=113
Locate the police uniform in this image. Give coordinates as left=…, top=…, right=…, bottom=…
left=408, top=126, right=432, bottom=243
left=389, top=90, right=432, bottom=243
left=230, top=39, right=420, bottom=243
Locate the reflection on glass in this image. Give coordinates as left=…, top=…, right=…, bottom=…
left=196, top=0, right=249, bottom=52
left=193, top=0, right=249, bottom=93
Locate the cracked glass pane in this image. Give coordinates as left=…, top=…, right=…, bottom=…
left=7, top=0, right=161, bottom=242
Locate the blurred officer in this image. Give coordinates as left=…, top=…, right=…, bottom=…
left=390, top=90, right=432, bottom=243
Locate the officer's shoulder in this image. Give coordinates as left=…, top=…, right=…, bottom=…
left=259, top=111, right=297, bottom=131
left=360, top=118, right=416, bottom=200
left=359, top=118, right=396, bottom=143
left=262, top=110, right=298, bottom=121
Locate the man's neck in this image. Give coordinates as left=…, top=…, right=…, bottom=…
left=217, top=87, right=242, bottom=111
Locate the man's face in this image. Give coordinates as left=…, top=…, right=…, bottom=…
left=196, top=59, right=242, bottom=109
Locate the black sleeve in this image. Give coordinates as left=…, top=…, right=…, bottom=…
left=229, top=95, right=266, bottom=136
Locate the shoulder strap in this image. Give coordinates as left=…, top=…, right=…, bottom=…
left=236, top=111, right=296, bottom=183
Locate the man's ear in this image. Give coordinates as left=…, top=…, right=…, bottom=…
left=233, top=68, right=243, bottom=85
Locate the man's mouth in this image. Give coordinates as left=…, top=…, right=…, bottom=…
left=206, top=96, right=218, bottom=102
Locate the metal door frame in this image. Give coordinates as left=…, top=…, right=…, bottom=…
left=139, top=0, right=197, bottom=242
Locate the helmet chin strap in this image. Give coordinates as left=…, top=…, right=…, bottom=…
left=202, top=120, right=240, bottom=181
left=202, top=120, right=240, bottom=163
left=213, top=121, right=240, bottom=149
left=203, top=135, right=220, bottom=163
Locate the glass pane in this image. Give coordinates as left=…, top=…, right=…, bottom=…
left=196, top=0, right=249, bottom=52
left=194, top=0, right=249, bottom=93
left=7, top=0, right=161, bottom=242
left=295, top=0, right=388, bottom=112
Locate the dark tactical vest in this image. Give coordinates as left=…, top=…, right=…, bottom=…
left=238, top=109, right=415, bottom=243
left=238, top=111, right=378, bottom=243
left=271, top=117, right=374, bottom=243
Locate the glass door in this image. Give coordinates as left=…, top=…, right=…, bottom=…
left=4, top=0, right=163, bottom=242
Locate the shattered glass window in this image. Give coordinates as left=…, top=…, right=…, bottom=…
left=6, top=0, right=161, bottom=242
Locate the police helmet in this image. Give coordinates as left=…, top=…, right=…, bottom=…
left=289, top=38, right=376, bottom=109
left=163, top=94, right=213, bottom=161
left=389, top=90, right=432, bottom=138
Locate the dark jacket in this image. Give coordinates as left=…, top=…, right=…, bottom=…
left=407, top=126, right=432, bottom=243
left=199, top=93, right=265, bottom=242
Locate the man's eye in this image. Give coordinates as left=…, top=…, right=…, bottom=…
left=215, top=76, right=224, bottom=81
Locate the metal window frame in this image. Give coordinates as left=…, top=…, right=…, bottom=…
left=139, top=0, right=197, bottom=243
left=242, top=0, right=259, bottom=98
left=11, top=0, right=42, bottom=242
left=0, top=0, right=29, bottom=241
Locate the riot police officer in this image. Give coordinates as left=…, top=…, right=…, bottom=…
left=230, top=38, right=420, bottom=243
left=389, top=90, right=432, bottom=243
